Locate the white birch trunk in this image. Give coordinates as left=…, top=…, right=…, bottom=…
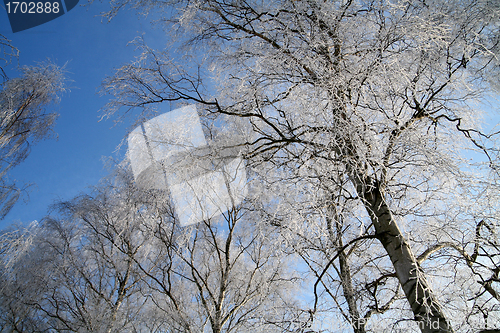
left=355, top=175, right=454, bottom=333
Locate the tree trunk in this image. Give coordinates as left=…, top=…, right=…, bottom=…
left=354, top=175, right=454, bottom=333
left=327, top=203, right=366, bottom=333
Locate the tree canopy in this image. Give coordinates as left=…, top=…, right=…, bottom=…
left=1, top=0, right=500, bottom=332
left=99, top=0, right=500, bottom=332
left=0, top=60, right=66, bottom=219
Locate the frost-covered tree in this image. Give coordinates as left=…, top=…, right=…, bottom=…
left=0, top=222, right=43, bottom=332
left=0, top=34, right=18, bottom=81
left=0, top=60, right=66, bottom=219
left=0, top=175, right=149, bottom=332
left=0, top=164, right=303, bottom=332
left=99, top=0, right=500, bottom=332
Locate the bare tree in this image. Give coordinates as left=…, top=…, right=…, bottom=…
left=109, top=156, right=306, bottom=333
left=99, top=0, right=500, bottom=332
left=0, top=163, right=304, bottom=332
left=0, top=34, right=18, bottom=81
left=0, top=167, right=154, bottom=332
left=0, top=221, right=45, bottom=332
left=0, top=60, right=66, bottom=219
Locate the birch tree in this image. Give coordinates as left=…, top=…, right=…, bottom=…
left=0, top=222, right=44, bottom=332
left=0, top=177, right=150, bottom=332
left=0, top=163, right=304, bottom=332
left=107, top=161, right=305, bottom=333
left=0, top=34, right=18, bottom=81
left=99, top=0, right=500, bottom=332
left=0, top=60, right=66, bottom=219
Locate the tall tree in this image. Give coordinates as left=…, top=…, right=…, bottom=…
left=0, top=164, right=304, bottom=332
left=100, top=0, right=500, bottom=332
left=0, top=60, right=66, bottom=218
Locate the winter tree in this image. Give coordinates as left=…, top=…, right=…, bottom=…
left=98, top=0, right=500, bottom=332
left=0, top=163, right=303, bottom=332
left=0, top=34, right=18, bottom=81
left=0, top=60, right=66, bottom=219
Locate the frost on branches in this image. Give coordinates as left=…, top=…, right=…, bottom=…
left=2, top=0, right=495, bottom=332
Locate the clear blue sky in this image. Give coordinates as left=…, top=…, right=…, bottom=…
left=1, top=3, right=498, bottom=232
left=1, top=1, right=164, bottom=229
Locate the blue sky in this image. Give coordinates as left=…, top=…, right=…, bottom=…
left=1, top=1, right=164, bottom=229
left=1, top=2, right=499, bottom=232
